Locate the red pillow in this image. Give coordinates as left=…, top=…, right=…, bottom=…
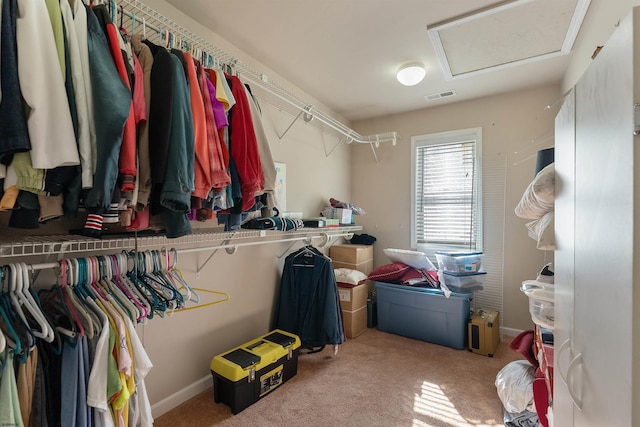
left=368, top=263, right=411, bottom=282
left=400, top=268, right=440, bottom=287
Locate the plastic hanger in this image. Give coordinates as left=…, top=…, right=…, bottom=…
left=59, top=259, right=85, bottom=338
left=126, top=251, right=161, bottom=318
left=69, top=258, right=96, bottom=339
left=19, top=262, right=55, bottom=343
left=130, top=12, right=136, bottom=35
left=79, top=258, right=103, bottom=335
left=103, top=256, right=138, bottom=322
left=137, top=251, right=173, bottom=312
left=167, top=248, right=199, bottom=304
left=112, top=253, right=149, bottom=322
left=4, top=264, right=35, bottom=361
left=0, top=269, right=8, bottom=353
left=37, top=261, right=77, bottom=342
left=161, top=248, right=190, bottom=303
left=8, top=263, right=42, bottom=343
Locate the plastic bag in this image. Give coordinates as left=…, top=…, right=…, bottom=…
left=329, top=198, right=366, bottom=215
left=495, top=360, right=536, bottom=414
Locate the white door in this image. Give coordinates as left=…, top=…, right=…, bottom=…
left=558, top=7, right=637, bottom=426
left=553, top=86, right=575, bottom=427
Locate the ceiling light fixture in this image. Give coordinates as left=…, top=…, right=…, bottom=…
left=396, top=62, right=426, bottom=86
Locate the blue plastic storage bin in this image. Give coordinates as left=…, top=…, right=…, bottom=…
left=374, top=281, right=472, bottom=350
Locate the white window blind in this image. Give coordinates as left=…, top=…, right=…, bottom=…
left=413, top=129, right=482, bottom=252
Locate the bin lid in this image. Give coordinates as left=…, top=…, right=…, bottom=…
left=443, top=271, right=487, bottom=277
left=435, top=251, right=483, bottom=257
left=373, top=281, right=473, bottom=299
left=522, top=286, right=554, bottom=302
left=521, top=279, right=554, bottom=293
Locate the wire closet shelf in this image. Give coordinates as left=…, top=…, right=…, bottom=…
left=0, top=226, right=362, bottom=259
left=117, top=0, right=399, bottom=149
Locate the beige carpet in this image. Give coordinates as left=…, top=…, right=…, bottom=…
left=155, top=328, right=524, bottom=427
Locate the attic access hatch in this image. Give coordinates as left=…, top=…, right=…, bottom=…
left=427, top=0, right=591, bottom=80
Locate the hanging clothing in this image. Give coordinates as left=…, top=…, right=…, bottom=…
left=0, top=0, right=31, bottom=164
left=17, top=346, right=38, bottom=426
left=226, top=74, right=264, bottom=212
left=244, top=84, right=276, bottom=214
left=182, top=51, right=211, bottom=200
left=83, top=4, right=130, bottom=212
left=159, top=52, right=194, bottom=239
left=15, top=0, right=78, bottom=170
left=0, top=352, right=24, bottom=427
left=60, top=0, right=93, bottom=189
left=197, top=62, right=230, bottom=190
left=94, top=4, right=136, bottom=193
left=275, top=246, right=345, bottom=349
left=130, top=34, right=153, bottom=209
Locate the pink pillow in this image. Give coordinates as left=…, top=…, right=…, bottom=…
left=368, top=263, right=411, bottom=282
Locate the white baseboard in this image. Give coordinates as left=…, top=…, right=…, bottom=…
left=501, top=326, right=525, bottom=338
left=151, top=375, right=212, bottom=418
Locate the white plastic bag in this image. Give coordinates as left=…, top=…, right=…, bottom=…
left=495, top=360, right=536, bottom=414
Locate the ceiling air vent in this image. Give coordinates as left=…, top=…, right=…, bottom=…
left=425, top=90, right=457, bottom=102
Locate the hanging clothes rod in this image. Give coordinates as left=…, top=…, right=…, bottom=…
left=117, top=0, right=399, bottom=148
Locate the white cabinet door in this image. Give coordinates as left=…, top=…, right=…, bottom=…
left=570, top=8, right=636, bottom=427
left=553, top=87, right=575, bottom=427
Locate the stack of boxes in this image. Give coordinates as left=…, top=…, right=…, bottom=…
left=329, top=244, right=374, bottom=339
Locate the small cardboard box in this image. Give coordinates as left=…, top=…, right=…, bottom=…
left=337, top=283, right=368, bottom=311
left=330, top=244, right=373, bottom=264
left=342, top=305, right=367, bottom=339
left=330, top=244, right=374, bottom=275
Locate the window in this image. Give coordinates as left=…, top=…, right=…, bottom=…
left=412, top=128, right=482, bottom=256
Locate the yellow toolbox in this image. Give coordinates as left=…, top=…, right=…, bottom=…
left=210, top=330, right=301, bottom=414
left=468, top=309, right=500, bottom=357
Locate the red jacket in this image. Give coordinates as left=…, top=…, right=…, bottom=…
left=227, top=75, right=264, bottom=211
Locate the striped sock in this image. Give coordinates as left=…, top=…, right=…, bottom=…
left=83, top=213, right=103, bottom=237
left=103, top=202, right=119, bottom=223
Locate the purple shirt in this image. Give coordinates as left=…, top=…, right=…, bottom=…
left=206, top=77, right=229, bottom=129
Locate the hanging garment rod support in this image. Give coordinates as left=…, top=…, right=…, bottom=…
left=193, top=238, right=232, bottom=276
left=369, top=142, right=379, bottom=164
left=276, top=109, right=306, bottom=141
left=325, top=136, right=350, bottom=158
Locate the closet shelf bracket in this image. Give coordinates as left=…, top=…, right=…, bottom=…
left=276, top=106, right=312, bottom=141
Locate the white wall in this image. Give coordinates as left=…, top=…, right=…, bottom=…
left=351, top=84, right=560, bottom=332
left=563, top=1, right=640, bottom=92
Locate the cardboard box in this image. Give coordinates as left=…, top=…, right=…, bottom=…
left=337, top=283, right=368, bottom=311
left=330, top=244, right=373, bottom=264
left=342, top=305, right=367, bottom=338
left=468, top=309, right=500, bottom=357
